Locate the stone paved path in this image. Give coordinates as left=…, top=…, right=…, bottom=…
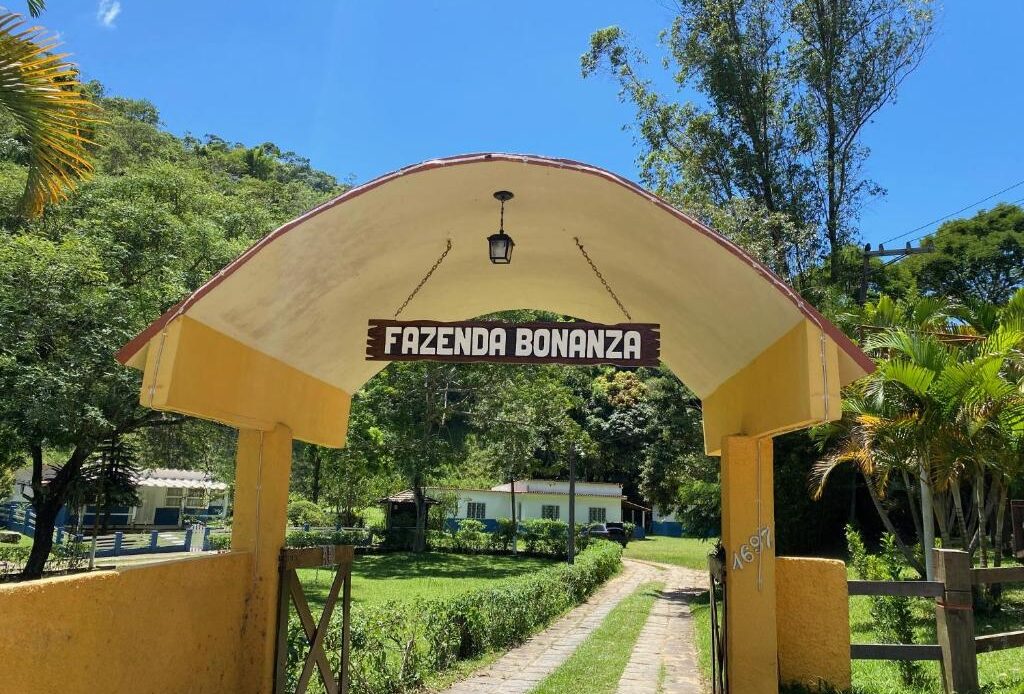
left=440, top=559, right=661, bottom=694
left=616, top=562, right=708, bottom=694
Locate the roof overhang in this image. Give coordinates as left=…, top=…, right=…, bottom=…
left=117, top=153, right=872, bottom=454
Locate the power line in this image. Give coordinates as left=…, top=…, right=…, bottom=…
left=909, top=192, right=1024, bottom=244
left=880, top=177, right=1024, bottom=245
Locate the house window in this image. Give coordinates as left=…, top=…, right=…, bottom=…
left=589, top=507, right=606, bottom=523
left=164, top=488, right=183, bottom=507
left=542, top=505, right=560, bottom=520
left=466, top=502, right=486, bottom=520
left=185, top=490, right=206, bottom=509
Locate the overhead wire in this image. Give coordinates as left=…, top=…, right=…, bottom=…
left=880, top=177, right=1024, bottom=246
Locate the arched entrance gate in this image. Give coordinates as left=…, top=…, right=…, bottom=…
left=117, top=153, right=873, bottom=693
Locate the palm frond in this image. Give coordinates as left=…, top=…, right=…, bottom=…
left=26, top=1, right=45, bottom=18
left=880, top=359, right=935, bottom=397
left=0, top=12, right=97, bottom=217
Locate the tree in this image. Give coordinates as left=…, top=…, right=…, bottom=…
left=0, top=11, right=95, bottom=217
left=582, top=0, right=933, bottom=281
left=905, top=204, right=1024, bottom=304
left=0, top=90, right=342, bottom=579
left=812, top=291, right=1024, bottom=580
left=361, top=362, right=468, bottom=552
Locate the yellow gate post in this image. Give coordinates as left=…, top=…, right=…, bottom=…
left=232, top=424, right=294, bottom=693
left=721, top=435, right=778, bottom=693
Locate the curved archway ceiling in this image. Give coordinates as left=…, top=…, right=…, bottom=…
left=118, top=154, right=873, bottom=452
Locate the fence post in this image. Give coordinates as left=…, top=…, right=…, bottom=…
left=183, top=527, right=193, bottom=552
left=113, top=531, right=123, bottom=556
left=202, top=526, right=212, bottom=551
left=934, top=548, right=978, bottom=694
left=150, top=530, right=159, bottom=550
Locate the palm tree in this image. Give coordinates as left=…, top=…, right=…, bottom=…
left=0, top=9, right=95, bottom=217
left=816, top=292, right=1024, bottom=580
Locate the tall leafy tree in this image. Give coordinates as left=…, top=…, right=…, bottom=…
left=0, top=91, right=342, bottom=578
left=582, top=0, right=932, bottom=281
left=905, top=203, right=1024, bottom=304
left=360, top=362, right=469, bottom=552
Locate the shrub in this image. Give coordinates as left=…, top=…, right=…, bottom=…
left=492, top=518, right=517, bottom=551
left=288, top=540, right=623, bottom=693
left=453, top=519, right=486, bottom=552
left=846, top=525, right=923, bottom=686
left=207, top=534, right=232, bottom=551
left=521, top=518, right=568, bottom=555
left=286, top=529, right=374, bottom=548
left=623, top=522, right=636, bottom=539
left=287, top=498, right=333, bottom=528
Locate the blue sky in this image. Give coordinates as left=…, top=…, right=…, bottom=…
left=36, top=1, right=1024, bottom=247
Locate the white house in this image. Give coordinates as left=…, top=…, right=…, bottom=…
left=4, top=466, right=229, bottom=529
left=426, top=479, right=624, bottom=531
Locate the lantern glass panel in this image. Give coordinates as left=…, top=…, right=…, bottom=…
left=488, top=233, right=513, bottom=264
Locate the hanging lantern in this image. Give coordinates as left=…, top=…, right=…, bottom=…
left=488, top=190, right=515, bottom=264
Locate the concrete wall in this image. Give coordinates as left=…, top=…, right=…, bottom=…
left=0, top=552, right=252, bottom=694
left=776, top=556, right=851, bottom=691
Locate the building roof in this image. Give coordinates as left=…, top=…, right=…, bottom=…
left=491, top=479, right=624, bottom=497
left=380, top=490, right=440, bottom=505
left=137, top=468, right=228, bottom=491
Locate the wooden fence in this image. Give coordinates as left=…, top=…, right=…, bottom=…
left=849, top=548, right=1024, bottom=693
left=275, top=544, right=353, bottom=694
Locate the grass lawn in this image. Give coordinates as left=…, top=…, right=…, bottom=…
left=848, top=584, right=1024, bottom=694
left=530, top=581, right=664, bottom=694
left=622, top=535, right=715, bottom=571
left=691, top=565, right=1024, bottom=694
left=299, top=551, right=558, bottom=609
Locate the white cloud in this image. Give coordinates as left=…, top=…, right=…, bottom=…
left=97, top=0, right=121, bottom=28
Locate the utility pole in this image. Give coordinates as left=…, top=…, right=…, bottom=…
left=858, top=241, right=935, bottom=304
left=567, top=448, right=576, bottom=566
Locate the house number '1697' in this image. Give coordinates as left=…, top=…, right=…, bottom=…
left=732, top=526, right=772, bottom=571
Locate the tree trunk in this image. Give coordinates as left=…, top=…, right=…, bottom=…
left=920, top=463, right=937, bottom=581
left=933, top=489, right=952, bottom=547
left=992, top=480, right=1008, bottom=603
left=975, top=469, right=988, bottom=569
left=864, top=472, right=925, bottom=575
left=310, top=448, right=321, bottom=504
left=22, top=499, right=60, bottom=579
left=509, top=476, right=517, bottom=556
left=951, top=477, right=970, bottom=550
left=23, top=446, right=87, bottom=580
left=413, top=484, right=426, bottom=553
left=903, top=468, right=925, bottom=546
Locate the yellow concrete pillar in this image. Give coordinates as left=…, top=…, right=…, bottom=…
left=721, top=435, right=778, bottom=693
left=232, top=424, right=293, bottom=693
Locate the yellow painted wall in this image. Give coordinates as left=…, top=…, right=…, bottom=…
left=776, top=557, right=852, bottom=691
left=721, top=435, right=778, bottom=693
left=140, top=315, right=350, bottom=447
left=703, top=319, right=842, bottom=456
left=0, top=552, right=252, bottom=694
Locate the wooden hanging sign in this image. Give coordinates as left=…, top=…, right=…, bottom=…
left=366, top=319, right=660, bottom=367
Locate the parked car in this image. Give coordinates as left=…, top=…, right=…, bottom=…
left=582, top=522, right=629, bottom=547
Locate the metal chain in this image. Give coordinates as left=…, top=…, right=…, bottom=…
left=573, top=237, right=632, bottom=320
left=394, top=240, right=452, bottom=318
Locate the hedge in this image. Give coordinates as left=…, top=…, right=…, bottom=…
left=287, top=539, right=623, bottom=693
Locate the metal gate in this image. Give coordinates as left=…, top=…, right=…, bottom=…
left=274, top=544, right=353, bottom=694
left=708, top=543, right=728, bottom=694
